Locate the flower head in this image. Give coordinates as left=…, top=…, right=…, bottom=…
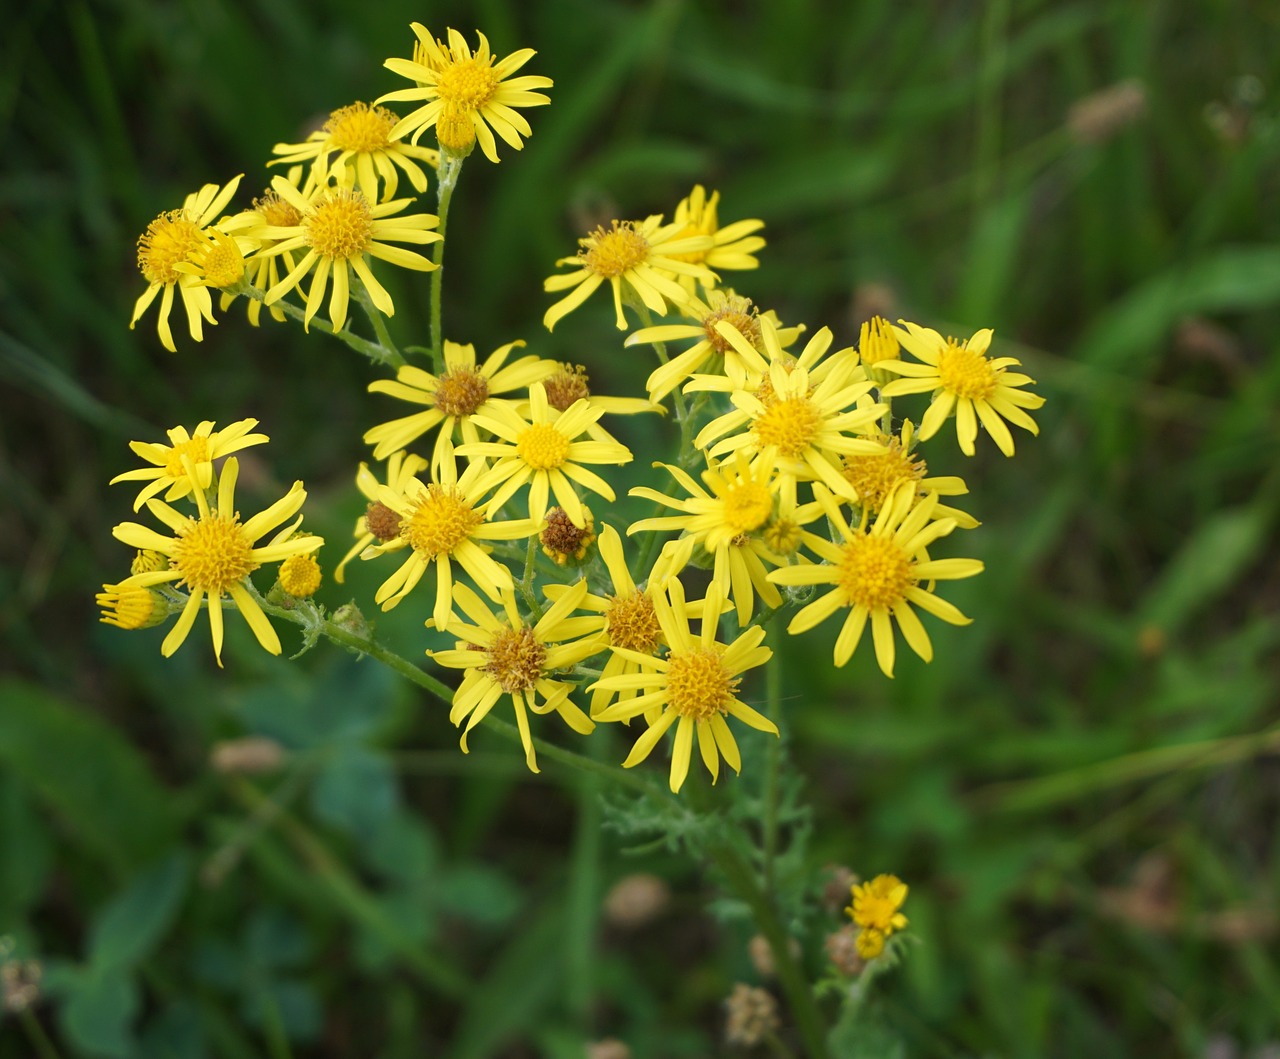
left=97, top=582, right=167, bottom=630
left=270, top=101, right=440, bottom=203
left=667, top=185, right=765, bottom=295
left=590, top=579, right=777, bottom=793
left=543, top=216, right=715, bottom=332
left=457, top=382, right=633, bottom=529
left=110, top=457, right=321, bottom=665
left=333, top=450, right=429, bottom=583
left=364, top=340, right=557, bottom=470
left=130, top=175, right=243, bottom=351
left=879, top=322, right=1045, bottom=456
left=768, top=484, right=983, bottom=676
left=379, top=26, right=553, bottom=163
left=257, top=176, right=441, bottom=333
left=540, top=505, right=597, bottom=566
left=429, top=582, right=603, bottom=772
left=360, top=453, right=538, bottom=630
left=110, top=419, right=268, bottom=511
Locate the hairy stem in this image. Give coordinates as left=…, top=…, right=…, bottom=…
left=430, top=152, right=465, bottom=370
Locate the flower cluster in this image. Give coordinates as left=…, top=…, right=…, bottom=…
left=108, top=21, right=1046, bottom=797
left=845, top=874, right=910, bottom=960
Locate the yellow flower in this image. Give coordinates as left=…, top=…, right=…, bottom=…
left=667, top=184, right=765, bottom=295
left=96, top=582, right=167, bottom=630
left=855, top=928, right=886, bottom=960
left=379, top=26, right=553, bottom=163
left=879, top=322, right=1045, bottom=456
left=847, top=874, right=909, bottom=935
left=257, top=176, right=441, bottom=333
left=544, top=524, right=714, bottom=720
left=543, top=216, right=715, bottom=332
left=270, top=101, right=440, bottom=203
left=840, top=417, right=978, bottom=528
left=628, top=453, right=784, bottom=626
left=111, top=457, right=321, bottom=665
left=218, top=177, right=305, bottom=326
left=857, top=315, right=900, bottom=371
left=515, top=362, right=663, bottom=445
left=333, top=450, right=429, bottom=583
left=109, top=419, right=269, bottom=512
left=457, top=382, right=633, bottom=528
left=695, top=325, right=886, bottom=499
left=363, top=340, right=557, bottom=468
left=768, top=484, right=983, bottom=676
left=590, top=579, right=776, bottom=793
left=625, top=290, right=805, bottom=402
left=428, top=582, right=602, bottom=772
left=130, top=175, right=243, bottom=351
left=278, top=552, right=322, bottom=598
left=360, top=453, right=539, bottom=630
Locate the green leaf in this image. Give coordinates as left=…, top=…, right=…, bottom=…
left=88, top=852, right=190, bottom=970
left=0, top=679, right=177, bottom=872
left=310, top=743, right=399, bottom=837
left=57, top=965, right=141, bottom=1059
left=0, top=773, right=54, bottom=922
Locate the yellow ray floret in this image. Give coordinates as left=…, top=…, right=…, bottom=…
left=666, top=184, right=766, bottom=296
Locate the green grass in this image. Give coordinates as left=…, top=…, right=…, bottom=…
left=3, top=0, right=1280, bottom=1055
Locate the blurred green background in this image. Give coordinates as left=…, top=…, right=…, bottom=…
left=3, top=0, right=1280, bottom=1055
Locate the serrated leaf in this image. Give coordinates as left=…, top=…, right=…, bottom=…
left=88, top=852, right=190, bottom=970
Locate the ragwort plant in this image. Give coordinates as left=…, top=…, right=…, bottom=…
left=101, top=23, right=1044, bottom=1056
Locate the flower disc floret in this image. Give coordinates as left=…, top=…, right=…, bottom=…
left=605, top=593, right=662, bottom=654
left=433, top=368, right=490, bottom=417
left=305, top=189, right=374, bottom=259
left=435, top=57, right=501, bottom=109
left=836, top=535, right=912, bottom=611
left=484, top=626, right=546, bottom=692
left=365, top=501, right=403, bottom=541
left=937, top=338, right=998, bottom=400
left=137, top=212, right=203, bottom=285
left=723, top=479, right=774, bottom=536
left=279, top=553, right=321, bottom=597
left=400, top=485, right=483, bottom=558
left=667, top=648, right=739, bottom=721
left=325, top=102, right=397, bottom=152
left=842, top=439, right=925, bottom=514
left=704, top=298, right=761, bottom=354
left=584, top=222, right=650, bottom=278
left=751, top=396, right=821, bottom=457
left=173, top=515, right=257, bottom=593
left=516, top=423, right=571, bottom=470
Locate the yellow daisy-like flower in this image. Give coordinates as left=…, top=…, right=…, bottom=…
left=364, top=339, right=557, bottom=469
left=517, top=362, right=663, bottom=444
left=457, top=383, right=633, bottom=529
left=378, top=26, right=553, bottom=163
left=278, top=552, right=321, bottom=598
left=109, top=419, right=269, bottom=512
left=590, top=579, right=777, bottom=793
left=111, top=457, right=321, bottom=665
left=96, top=582, right=167, bottom=630
left=218, top=178, right=305, bottom=326
left=544, top=524, right=712, bottom=720
left=768, top=484, right=983, bottom=677
left=429, top=582, right=602, bottom=773
left=628, top=453, right=785, bottom=626
left=847, top=874, right=909, bottom=944
left=840, top=417, right=978, bottom=528
left=667, top=185, right=765, bottom=295
left=543, top=216, right=715, bottom=332
left=270, top=101, right=440, bottom=203
left=695, top=326, right=887, bottom=499
left=625, top=290, right=805, bottom=402
left=333, top=450, right=429, bottom=584
left=258, top=176, right=441, bottom=333
left=361, top=453, right=539, bottom=630
left=130, top=175, right=243, bottom=352
left=878, top=322, right=1045, bottom=456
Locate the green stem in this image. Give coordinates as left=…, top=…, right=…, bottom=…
left=706, top=840, right=830, bottom=1059
left=256, top=599, right=673, bottom=804
left=19, top=1010, right=63, bottom=1059
left=565, top=735, right=604, bottom=1027
left=762, top=645, right=782, bottom=896
left=430, top=152, right=465, bottom=371
left=354, top=282, right=405, bottom=368
left=233, top=281, right=392, bottom=365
